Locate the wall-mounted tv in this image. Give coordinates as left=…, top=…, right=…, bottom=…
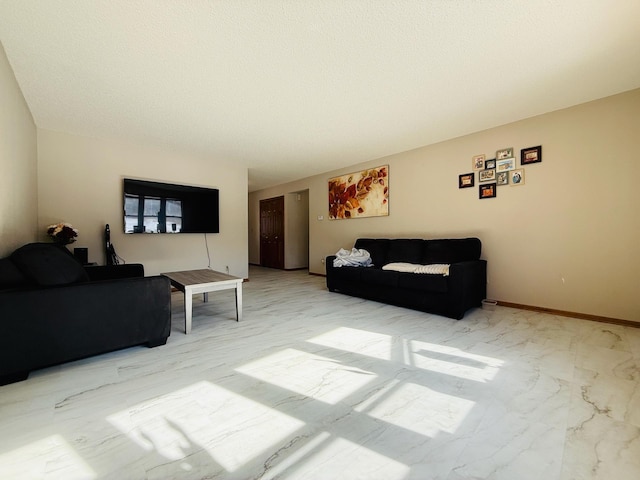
left=123, top=178, right=219, bottom=234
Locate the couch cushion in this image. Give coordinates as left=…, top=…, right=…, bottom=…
left=397, top=272, right=449, bottom=293
left=0, top=258, right=30, bottom=289
left=10, top=243, right=89, bottom=287
left=354, top=239, right=389, bottom=267
left=331, top=265, right=363, bottom=283
left=84, top=264, right=144, bottom=282
left=422, top=238, right=481, bottom=264
left=360, top=268, right=399, bottom=287
left=386, top=239, right=423, bottom=264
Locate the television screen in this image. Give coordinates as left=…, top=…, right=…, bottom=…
left=123, top=178, right=219, bottom=234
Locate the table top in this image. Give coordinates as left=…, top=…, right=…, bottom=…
left=161, top=268, right=242, bottom=288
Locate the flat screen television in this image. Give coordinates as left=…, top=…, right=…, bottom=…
left=123, top=178, right=219, bottom=234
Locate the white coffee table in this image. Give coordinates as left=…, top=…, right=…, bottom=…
left=161, top=269, right=243, bottom=334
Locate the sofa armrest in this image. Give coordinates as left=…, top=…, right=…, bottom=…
left=325, top=255, right=338, bottom=290
left=0, top=275, right=171, bottom=384
left=448, top=260, right=487, bottom=315
left=449, top=260, right=485, bottom=276
left=84, top=263, right=144, bottom=281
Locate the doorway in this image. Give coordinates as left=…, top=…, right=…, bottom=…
left=260, top=196, right=284, bottom=269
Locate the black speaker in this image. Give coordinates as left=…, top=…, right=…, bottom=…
left=74, top=247, right=88, bottom=265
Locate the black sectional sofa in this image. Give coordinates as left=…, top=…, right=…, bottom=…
left=326, top=238, right=486, bottom=319
left=0, top=243, right=171, bottom=386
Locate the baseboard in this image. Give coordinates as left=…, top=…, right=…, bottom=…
left=249, top=263, right=307, bottom=272
left=309, top=271, right=326, bottom=277
left=496, top=301, right=639, bottom=328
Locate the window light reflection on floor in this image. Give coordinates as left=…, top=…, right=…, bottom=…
left=409, top=341, right=504, bottom=382
left=365, top=382, right=476, bottom=437
left=0, top=434, right=96, bottom=479
left=307, top=327, right=503, bottom=383
left=262, top=433, right=411, bottom=480
left=308, top=327, right=395, bottom=361
left=106, top=381, right=304, bottom=473
left=235, top=348, right=377, bottom=405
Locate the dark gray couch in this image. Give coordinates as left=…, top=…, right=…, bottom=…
left=0, top=243, right=171, bottom=386
left=326, top=238, right=486, bottom=319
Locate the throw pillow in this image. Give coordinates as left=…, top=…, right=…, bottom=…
left=10, top=243, right=89, bottom=287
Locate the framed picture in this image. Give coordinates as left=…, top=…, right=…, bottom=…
left=521, top=145, right=542, bottom=165
left=510, top=168, right=525, bottom=186
left=472, top=154, right=485, bottom=170
left=328, top=165, right=389, bottom=219
left=485, top=158, right=496, bottom=169
left=496, top=171, right=509, bottom=185
left=496, top=157, right=516, bottom=172
left=479, top=169, right=496, bottom=183
left=479, top=183, right=497, bottom=199
left=458, top=172, right=475, bottom=188
left=496, top=147, right=514, bottom=160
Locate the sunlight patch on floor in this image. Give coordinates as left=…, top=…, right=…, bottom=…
left=106, top=381, right=304, bottom=472
left=307, top=326, right=395, bottom=360
left=236, top=348, right=378, bottom=404
left=264, top=434, right=411, bottom=480
left=409, top=340, right=503, bottom=382
left=0, top=434, right=96, bottom=480
left=365, top=382, right=476, bottom=436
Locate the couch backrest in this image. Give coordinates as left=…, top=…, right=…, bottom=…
left=8, top=243, right=89, bottom=287
left=353, top=239, right=389, bottom=267
left=354, top=237, right=481, bottom=266
left=422, top=238, right=481, bottom=263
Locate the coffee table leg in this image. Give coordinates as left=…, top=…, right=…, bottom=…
left=235, top=283, right=242, bottom=321
left=184, top=289, right=193, bottom=334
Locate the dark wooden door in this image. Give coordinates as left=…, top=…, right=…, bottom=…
left=260, top=196, right=285, bottom=269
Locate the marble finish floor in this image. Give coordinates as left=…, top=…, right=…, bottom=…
left=1, top=266, right=639, bottom=479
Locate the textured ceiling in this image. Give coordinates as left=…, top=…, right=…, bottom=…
left=1, top=1, right=639, bottom=191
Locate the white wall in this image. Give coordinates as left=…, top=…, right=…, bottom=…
left=284, top=191, right=309, bottom=269
left=37, top=129, right=248, bottom=278
left=0, top=41, right=37, bottom=256
left=249, top=89, right=640, bottom=323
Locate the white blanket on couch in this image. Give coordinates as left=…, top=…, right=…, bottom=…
left=333, top=248, right=373, bottom=267
left=382, top=262, right=450, bottom=276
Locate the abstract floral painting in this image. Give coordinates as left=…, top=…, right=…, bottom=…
left=328, top=165, right=389, bottom=219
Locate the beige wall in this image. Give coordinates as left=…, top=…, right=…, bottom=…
left=249, top=89, right=640, bottom=322
left=0, top=41, right=37, bottom=256
left=37, top=129, right=248, bottom=278
left=284, top=191, right=309, bottom=269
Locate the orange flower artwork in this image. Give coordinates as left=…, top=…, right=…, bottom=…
left=328, top=165, right=389, bottom=219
